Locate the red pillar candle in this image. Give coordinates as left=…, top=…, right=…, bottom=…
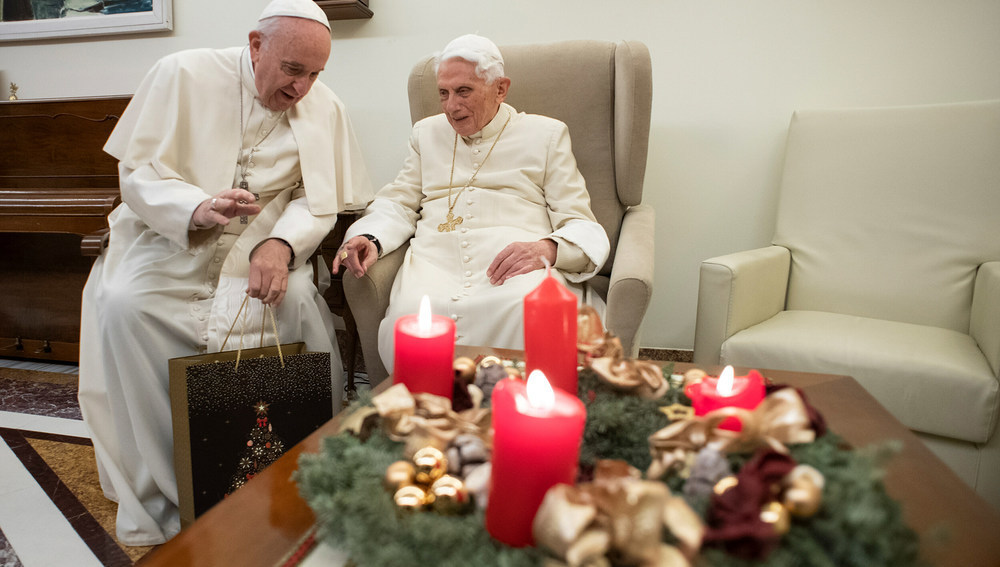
left=684, top=365, right=766, bottom=431
left=486, top=370, right=586, bottom=547
left=393, top=295, right=456, bottom=400
left=523, top=268, right=578, bottom=394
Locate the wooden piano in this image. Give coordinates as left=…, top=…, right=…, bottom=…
left=0, top=96, right=130, bottom=362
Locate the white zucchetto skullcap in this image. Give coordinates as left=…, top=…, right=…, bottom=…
left=439, top=34, right=504, bottom=68
left=258, top=0, right=331, bottom=30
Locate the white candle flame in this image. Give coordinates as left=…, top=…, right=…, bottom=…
left=526, top=370, right=555, bottom=411
left=418, top=295, right=432, bottom=335
left=717, top=365, right=735, bottom=396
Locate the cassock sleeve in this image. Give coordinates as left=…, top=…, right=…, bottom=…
left=542, top=124, right=611, bottom=281
left=119, top=163, right=216, bottom=250
left=269, top=191, right=338, bottom=270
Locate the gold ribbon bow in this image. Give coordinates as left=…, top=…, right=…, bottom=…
left=533, top=460, right=704, bottom=567
left=647, top=388, right=816, bottom=480
left=578, top=305, right=670, bottom=399
left=339, top=383, right=491, bottom=457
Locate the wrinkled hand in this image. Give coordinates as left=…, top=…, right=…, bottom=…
left=487, top=239, right=557, bottom=285
left=331, top=235, right=379, bottom=279
left=248, top=239, right=292, bottom=306
left=190, top=188, right=262, bottom=230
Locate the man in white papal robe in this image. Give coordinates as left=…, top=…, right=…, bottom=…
left=334, top=35, right=609, bottom=373
left=77, top=0, right=372, bottom=546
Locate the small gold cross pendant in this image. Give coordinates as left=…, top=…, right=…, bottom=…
left=437, top=211, right=463, bottom=232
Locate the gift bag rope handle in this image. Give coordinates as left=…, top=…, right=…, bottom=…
left=220, top=294, right=285, bottom=370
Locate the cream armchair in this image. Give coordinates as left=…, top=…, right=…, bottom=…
left=344, top=39, right=655, bottom=383
left=693, top=100, right=1000, bottom=510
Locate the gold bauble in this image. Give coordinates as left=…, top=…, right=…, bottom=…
left=383, top=460, right=416, bottom=492
left=453, top=357, right=477, bottom=384
left=413, top=446, right=448, bottom=485
left=782, top=464, right=824, bottom=517
left=393, top=484, right=431, bottom=510
left=783, top=484, right=822, bottom=518
left=760, top=501, right=791, bottom=535
left=430, top=474, right=471, bottom=515
left=713, top=475, right=739, bottom=496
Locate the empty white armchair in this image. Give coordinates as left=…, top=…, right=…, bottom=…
left=693, top=100, right=1000, bottom=510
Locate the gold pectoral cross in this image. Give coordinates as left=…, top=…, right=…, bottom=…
left=437, top=211, right=464, bottom=232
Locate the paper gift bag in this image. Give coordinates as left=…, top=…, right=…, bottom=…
left=169, top=311, right=333, bottom=527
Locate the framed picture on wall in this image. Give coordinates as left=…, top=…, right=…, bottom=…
left=0, top=0, right=172, bottom=42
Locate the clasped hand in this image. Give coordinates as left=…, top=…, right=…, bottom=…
left=487, top=239, right=557, bottom=285
left=190, top=188, right=262, bottom=230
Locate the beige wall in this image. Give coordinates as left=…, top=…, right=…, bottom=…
left=2, top=0, right=999, bottom=350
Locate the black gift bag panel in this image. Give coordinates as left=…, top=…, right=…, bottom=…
left=182, top=351, right=332, bottom=518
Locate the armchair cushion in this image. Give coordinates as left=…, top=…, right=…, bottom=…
left=722, top=310, right=999, bottom=444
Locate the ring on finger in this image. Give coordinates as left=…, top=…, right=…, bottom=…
left=210, top=198, right=218, bottom=210
left=340, top=251, right=349, bottom=260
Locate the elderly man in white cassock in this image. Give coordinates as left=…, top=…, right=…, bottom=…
left=334, top=34, right=609, bottom=373
left=77, top=0, right=372, bottom=545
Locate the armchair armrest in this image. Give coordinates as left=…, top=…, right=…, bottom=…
left=693, top=245, right=790, bottom=364
left=971, top=261, right=1000, bottom=378
left=342, top=242, right=408, bottom=384
left=606, top=204, right=654, bottom=358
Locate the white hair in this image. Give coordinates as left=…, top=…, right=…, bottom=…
left=433, top=34, right=505, bottom=84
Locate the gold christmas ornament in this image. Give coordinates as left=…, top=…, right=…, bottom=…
left=413, top=446, right=447, bottom=485
left=394, top=484, right=431, bottom=510
left=453, top=357, right=477, bottom=384
left=383, top=460, right=416, bottom=492
left=430, top=474, right=470, bottom=515
left=782, top=464, right=824, bottom=518
left=760, top=501, right=791, bottom=535
left=783, top=484, right=822, bottom=518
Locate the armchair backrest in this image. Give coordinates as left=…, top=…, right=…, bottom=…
left=773, top=100, right=1000, bottom=332
left=407, top=39, right=652, bottom=277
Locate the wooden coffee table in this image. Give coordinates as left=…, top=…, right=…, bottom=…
left=138, top=349, right=1000, bottom=567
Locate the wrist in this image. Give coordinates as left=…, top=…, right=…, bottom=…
left=250, top=238, right=295, bottom=267
left=361, top=233, right=382, bottom=257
